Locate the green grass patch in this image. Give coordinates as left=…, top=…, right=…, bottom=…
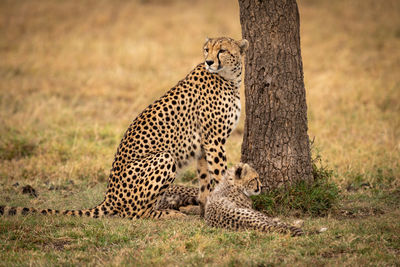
left=252, top=152, right=340, bottom=217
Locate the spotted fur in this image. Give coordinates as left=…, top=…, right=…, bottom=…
left=0, top=37, right=249, bottom=219
left=155, top=184, right=199, bottom=210
left=205, top=163, right=305, bottom=236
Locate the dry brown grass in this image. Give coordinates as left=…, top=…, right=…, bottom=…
left=0, top=0, right=246, bottom=187
left=301, top=0, right=400, bottom=182
left=0, top=0, right=399, bottom=265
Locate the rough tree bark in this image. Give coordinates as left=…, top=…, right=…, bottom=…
left=238, top=0, right=313, bottom=189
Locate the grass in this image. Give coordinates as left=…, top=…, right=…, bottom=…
left=0, top=0, right=399, bottom=265
left=0, top=127, right=38, bottom=160
left=1, top=207, right=399, bottom=266
left=252, top=144, right=341, bottom=217
left=251, top=163, right=340, bottom=217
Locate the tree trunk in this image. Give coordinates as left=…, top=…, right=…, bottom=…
left=238, top=0, right=313, bottom=190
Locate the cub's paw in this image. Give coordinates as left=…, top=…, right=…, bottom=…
left=180, top=205, right=201, bottom=215
left=160, top=209, right=187, bottom=219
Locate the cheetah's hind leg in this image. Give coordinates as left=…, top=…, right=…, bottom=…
left=116, top=152, right=185, bottom=219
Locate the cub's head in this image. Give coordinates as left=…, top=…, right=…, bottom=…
left=203, top=37, right=249, bottom=81
left=231, top=163, right=261, bottom=197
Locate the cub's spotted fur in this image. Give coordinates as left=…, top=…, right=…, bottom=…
left=156, top=163, right=305, bottom=236
left=0, top=37, right=249, bottom=219
left=205, top=163, right=304, bottom=236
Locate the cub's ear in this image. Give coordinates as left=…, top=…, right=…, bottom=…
left=235, top=166, right=243, bottom=179
left=205, top=37, right=210, bottom=43
left=235, top=163, right=249, bottom=179
left=238, top=39, right=249, bottom=54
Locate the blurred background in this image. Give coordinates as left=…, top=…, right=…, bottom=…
left=0, top=0, right=399, bottom=190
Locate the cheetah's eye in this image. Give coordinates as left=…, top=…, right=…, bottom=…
left=248, top=179, right=257, bottom=187
left=219, top=49, right=226, bottom=53
left=204, top=48, right=209, bottom=53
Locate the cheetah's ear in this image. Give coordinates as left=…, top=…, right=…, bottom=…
left=235, top=166, right=243, bottom=179
left=238, top=39, right=249, bottom=54
left=205, top=37, right=210, bottom=43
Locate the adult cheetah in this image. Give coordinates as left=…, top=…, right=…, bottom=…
left=0, top=37, right=249, bottom=219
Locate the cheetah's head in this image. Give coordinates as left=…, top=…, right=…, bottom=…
left=203, top=37, right=249, bottom=81
left=232, top=163, right=262, bottom=197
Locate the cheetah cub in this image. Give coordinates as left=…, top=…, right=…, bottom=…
left=205, top=163, right=304, bottom=236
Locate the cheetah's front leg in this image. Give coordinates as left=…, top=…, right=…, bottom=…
left=198, top=144, right=227, bottom=216
left=197, top=154, right=210, bottom=217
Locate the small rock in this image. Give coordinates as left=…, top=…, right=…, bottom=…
left=319, top=227, right=328, bottom=233
left=12, top=182, right=20, bottom=187
left=22, top=185, right=38, bottom=198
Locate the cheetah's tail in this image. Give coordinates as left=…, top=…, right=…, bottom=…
left=0, top=202, right=111, bottom=218
left=287, top=225, right=305, bottom=237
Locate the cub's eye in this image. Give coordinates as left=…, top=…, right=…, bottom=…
left=248, top=180, right=256, bottom=187
left=204, top=48, right=209, bottom=53
left=219, top=49, right=226, bottom=53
